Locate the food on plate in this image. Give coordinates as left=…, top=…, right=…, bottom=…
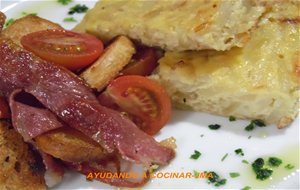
left=98, top=75, right=171, bottom=135
left=76, top=0, right=299, bottom=128
left=80, top=35, right=135, bottom=91
left=0, top=14, right=175, bottom=188
left=0, top=121, right=45, bottom=190
left=35, top=127, right=108, bottom=163
left=0, top=12, right=5, bottom=31
left=2, top=15, right=63, bottom=46
left=0, top=97, right=10, bottom=118
left=74, top=0, right=266, bottom=51
left=154, top=1, right=299, bottom=128
left=120, top=46, right=159, bottom=76
left=21, top=29, right=104, bottom=71
left=1, top=0, right=298, bottom=188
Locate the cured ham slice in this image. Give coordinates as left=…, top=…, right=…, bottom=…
left=9, top=90, right=63, bottom=141
left=0, top=38, right=175, bottom=166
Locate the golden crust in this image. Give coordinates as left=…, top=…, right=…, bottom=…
left=0, top=122, right=46, bottom=190
left=80, top=35, right=136, bottom=91
left=74, top=0, right=266, bottom=51
left=35, top=128, right=108, bottom=163
left=2, top=15, right=62, bottom=46
left=0, top=12, right=5, bottom=31
left=155, top=0, right=300, bottom=128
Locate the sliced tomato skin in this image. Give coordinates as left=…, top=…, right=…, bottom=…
left=99, top=75, right=171, bottom=135
left=21, top=29, right=104, bottom=71
left=120, top=47, right=158, bottom=76
left=0, top=97, right=10, bottom=119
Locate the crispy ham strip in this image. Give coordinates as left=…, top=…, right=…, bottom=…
left=0, top=38, right=175, bottom=166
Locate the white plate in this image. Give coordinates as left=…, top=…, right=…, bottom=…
left=1, top=0, right=299, bottom=189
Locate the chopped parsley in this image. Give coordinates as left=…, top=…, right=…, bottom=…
left=190, top=150, right=201, bottom=160
left=245, top=122, right=255, bottom=131
left=235, top=148, right=244, bottom=156
left=284, top=164, right=295, bottom=170
left=252, top=119, right=266, bottom=127
left=221, top=153, right=228, bottom=162
left=255, top=168, right=273, bottom=180
left=229, top=116, right=236, bottom=121
left=215, top=178, right=227, bottom=187
left=251, top=158, right=273, bottom=180
left=253, top=158, right=264, bottom=169
left=229, top=172, right=240, bottom=178
left=57, top=0, right=73, bottom=5
left=68, top=4, right=89, bottom=15
left=242, top=159, right=249, bottom=164
left=4, top=18, right=15, bottom=28
left=21, top=12, right=37, bottom=16
left=268, top=157, right=282, bottom=167
left=207, top=171, right=227, bottom=187
left=245, top=119, right=266, bottom=131
left=241, top=186, right=251, bottom=190
left=200, top=134, right=204, bottom=138
left=208, top=124, right=221, bottom=130
left=193, top=170, right=200, bottom=178
left=248, top=135, right=252, bottom=139
left=63, top=17, right=77, bottom=22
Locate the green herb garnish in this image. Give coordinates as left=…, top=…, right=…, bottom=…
left=221, top=153, right=228, bottom=162
left=245, top=119, right=266, bottom=131
left=68, top=4, right=88, bottom=15
left=206, top=171, right=227, bottom=187
left=251, top=158, right=273, bottom=180
left=215, top=178, right=227, bottom=187
left=229, top=172, right=240, bottom=178
left=252, top=158, right=264, bottom=170
left=190, top=150, right=201, bottom=160
left=21, top=12, right=37, bottom=16
left=193, top=170, right=200, bottom=178
left=229, top=116, right=236, bottom=121
left=63, top=17, right=77, bottom=22
left=207, top=171, right=219, bottom=183
left=284, top=164, right=295, bottom=170
left=57, top=0, right=73, bottom=5
left=242, top=159, right=249, bottom=164
left=200, top=134, right=204, bottom=138
left=4, top=18, right=15, bottom=28
left=235, top=148, right=244, bottom=156
left=245, top=122, right=255, bottom=131
left=252, top=119, right=266, bottom=127
left=241, top=186, right=251, bottom=190
left=255, top=168, right=273, bottom=180
left=268, top=157, right=282, bottom=167
left=208, top=124, right=221, bottom=130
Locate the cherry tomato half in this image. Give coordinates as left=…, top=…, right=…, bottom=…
left=98, top=75, right=171, bottom=136
left=0, top=97, right=10, bottom=119
left=120, top=47, right=158, bottom=76
left=21, top=29, right=104, bottom=71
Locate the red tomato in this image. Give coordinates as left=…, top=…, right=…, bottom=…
left=120, top=47, right=158, bottom=76
left=0, top=97, right=10, bottom=119
left=21, top=29, right=104, bottom=71
left=98, top=75, right=171, bottom=135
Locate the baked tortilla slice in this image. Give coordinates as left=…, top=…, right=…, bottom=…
left=74, top=0, right=266, bottom=51
left=154, top=1, right=300, bottom=128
